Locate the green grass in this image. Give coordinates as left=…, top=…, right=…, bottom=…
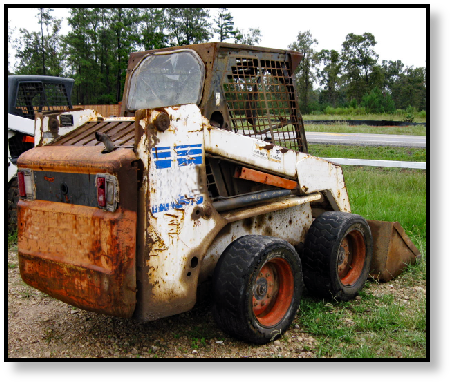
left=298, top=288, right=426, bottom=358
left=309, top=145, right=426, bottom=162
left=298, top=166, right=426, bottom=358
left=345, top=167, right=426, bottom=244
left=306, top=112, right=426, bottom=124
left=304, top=123, right=426, bottom=136
left=303, top=112, right=426, bottom=136
left=296, top=116, right=426, bottom=358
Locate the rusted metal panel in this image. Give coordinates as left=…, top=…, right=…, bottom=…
left=367, top=220, right=421, bottom=282
left=53, top=120, right=135, bottom=147
left=17, top=146, right=136, bottom=174
left=18, top=201, right=137, bottom=317
left=235, top=166, right=298, bottom=190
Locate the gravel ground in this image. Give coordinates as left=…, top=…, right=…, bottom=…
left=7, top=245, right=424, bottom=359
left=7, top=246, right=318, bottom=359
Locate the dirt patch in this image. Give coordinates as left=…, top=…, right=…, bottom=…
left=7, top=246, right=317, bottom=359
left=7, top=245, right=425, bottom=359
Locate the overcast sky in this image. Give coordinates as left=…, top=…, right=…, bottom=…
left=7, top=6, right=427, bottom=70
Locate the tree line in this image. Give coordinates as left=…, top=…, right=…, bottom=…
left=9, top=8, right=426, bottom=114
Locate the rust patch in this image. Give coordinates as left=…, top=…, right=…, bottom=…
left=234, top=166, right=298, bottom=190
left=17, top=200, right=137, bottom=318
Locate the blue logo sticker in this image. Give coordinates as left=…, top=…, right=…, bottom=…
left=152, top=144, right=203, bottom=169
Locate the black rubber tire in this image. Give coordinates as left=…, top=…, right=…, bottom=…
left=8, top=177, right=19, bottom=234
left=212, top=235, right=303, bottom=344
left=301, top=211, right=372, bottom=301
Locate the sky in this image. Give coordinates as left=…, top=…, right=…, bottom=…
left=6, top=5, right=427, bottom=71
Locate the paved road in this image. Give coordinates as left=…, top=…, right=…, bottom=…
left=305, top=132, right=426, bottom=148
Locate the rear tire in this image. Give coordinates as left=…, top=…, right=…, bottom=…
left=301, top=211, right=372, bottom=301
left=8, top=177, right=19, bottom=234
left=213, top=235, right=303, bottom=344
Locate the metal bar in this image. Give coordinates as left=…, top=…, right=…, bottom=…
left=213, top=189, right=293, bottom=212
left=221, top=193, right=323, bottom=223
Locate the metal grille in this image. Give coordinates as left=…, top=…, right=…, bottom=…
left=15, top=82, right=70, bottom=119
left=223, top=57, right=306, bottom=152
left=54, top=120, right=135, bottom=147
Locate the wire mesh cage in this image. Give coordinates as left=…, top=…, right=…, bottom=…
left=222, top=56, right=306, bottom=152
left=15, top=81, right=71, bottom=119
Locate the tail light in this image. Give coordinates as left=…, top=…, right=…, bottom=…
left=18, top=171, right=26, bottom=197
left=97, top=177, right=106, bottom=207
left=17, top=169, right=35, bottom=200
left=95, top=174, right=118, bottom=211
left=22, top=135, right=34, bottom=143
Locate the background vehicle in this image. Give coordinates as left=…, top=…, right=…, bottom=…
left=8, top=75, right=74, bottom=233
left=15, top=43, right=419, bottom=344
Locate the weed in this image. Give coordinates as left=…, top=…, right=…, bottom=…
left=8, top=263, right=18, bottom=269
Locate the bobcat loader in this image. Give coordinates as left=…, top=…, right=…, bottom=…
left=16, top=43, right=420, bottom=344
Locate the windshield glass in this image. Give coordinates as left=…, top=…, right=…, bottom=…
left=127, top=50, right=205, bottom=110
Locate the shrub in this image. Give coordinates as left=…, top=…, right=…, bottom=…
left=361, top=87, right=396, bottom=114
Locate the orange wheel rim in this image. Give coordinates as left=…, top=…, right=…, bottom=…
left=337, top=230, right=366, bottom=286
left=252, top=258, right=294, bottom=327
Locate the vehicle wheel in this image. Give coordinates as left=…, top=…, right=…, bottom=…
left=213, top=235, right=303, bottom=344
left=301, top=211, right=372, bottom=301
left=8, top=177, right=19, bottom=234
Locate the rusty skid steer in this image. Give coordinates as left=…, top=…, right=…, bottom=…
left=16, top=43, right=420, bottom=344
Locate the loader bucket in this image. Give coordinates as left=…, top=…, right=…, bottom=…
left=367, top=220, right=421, bottom=282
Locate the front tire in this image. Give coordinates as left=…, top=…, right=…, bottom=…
left=301, top=211, right=372, bottom=301
left=213, top=235, right=303, bottom=344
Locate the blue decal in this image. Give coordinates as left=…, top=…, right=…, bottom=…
left=152, top=146, right=172, bottom=169
left=152, top=144, right=203, bottom=169
left=154, top=159, right=172, bottom=169
left=152, top=196, right=204, bottom=214
left=177, top=156, right=203, bottom=167
left=176, top=144, right=202, bottom=167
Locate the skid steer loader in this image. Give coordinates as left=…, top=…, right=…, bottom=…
left=8, top=75, right=74, bottom=233
left=16, top=43, right=420, bottom=344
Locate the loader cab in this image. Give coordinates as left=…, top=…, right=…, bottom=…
left=8, top=75, right=74, bottom=120
left=121, top=43, right=309, bottom=153
left=126, top=50, right=205, bottom=111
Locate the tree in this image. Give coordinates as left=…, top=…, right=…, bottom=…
left=166, top=8, right=211, bottom=46
left=14, top=8, right=64, bottom=76
left=234, top=28, right=262, bottom=45
left=139, top=8, right=168, bottom=50
left=8, top=23, right=16, bottom=74
left=316, top=49, right=342, bottom=107
left=289, top=31, right=318, bottom=113
left=391, top=66, right=426, bottom=111
left=213, top=8, right=237, bottom=42
left=382, top=59, right=405, bottom=92
left=109, top=8, right=141, bottom=102
left=38, top=8, right=53, bottom=75
left=341, top=32, right=379, bottom=102
left=361, top=87, right=395, bottom=113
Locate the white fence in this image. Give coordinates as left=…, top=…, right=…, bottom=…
left=323, top=158, right=426, bottom=170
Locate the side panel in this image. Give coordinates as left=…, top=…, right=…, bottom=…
left=199, top=203, right=313, bottom=283
left=18, top=201, right=137, bottom=317
left=134, top=104, right=227, bottom=322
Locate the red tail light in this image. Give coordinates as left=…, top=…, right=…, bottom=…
left=22, top=135, right=34, bottom=143
left=18, top=171, right=26, bottom=197
left=97, top=177, right=106, bottom=207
